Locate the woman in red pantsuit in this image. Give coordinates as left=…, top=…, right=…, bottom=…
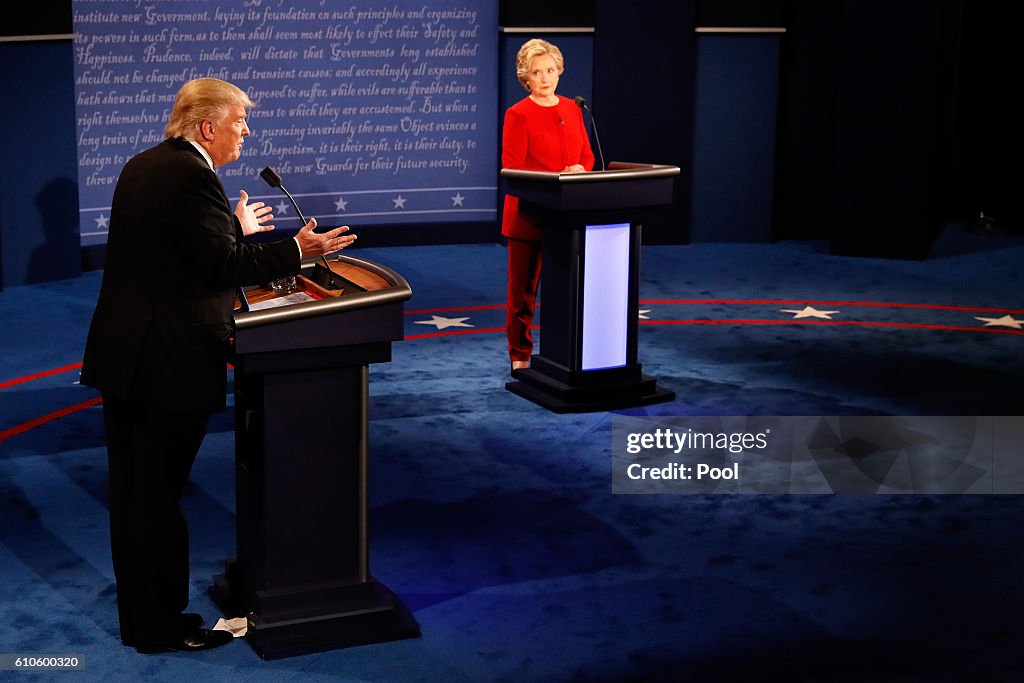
left=501, top=38, right=595, bottom=371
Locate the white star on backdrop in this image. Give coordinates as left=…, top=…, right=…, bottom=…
left=334, top=196, right=348, bottom=211
left=639, top=309, right=651, bottom=320
left=451, top=193, right=465, bottom=207
left=781, top=306, right=840, bottom=320
left=414, top=315, right=474, bottom=330
left=392, top=195, right=406, bottom=209
left=975, top=314, right=1024, bottom=329
left=275, top=200, right=289, bottom=215
left=94, top=214, right=109, bottom=230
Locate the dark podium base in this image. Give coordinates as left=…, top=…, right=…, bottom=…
left=506, top=359, right=675, bottom=413
left=210, top=569, right=420, bottom=660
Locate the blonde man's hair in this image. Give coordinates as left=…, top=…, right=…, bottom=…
left=164, top=78, right=254, bottom=139
left=515, top=38, right=565, bottom=91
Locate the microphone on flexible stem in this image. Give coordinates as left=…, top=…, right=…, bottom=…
left=259, top=166, right=339, bottom=289
left=574, top=96, right=606, bottom=171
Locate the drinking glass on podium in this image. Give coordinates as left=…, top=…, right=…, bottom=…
left=270, top=275, right=297, bottom=293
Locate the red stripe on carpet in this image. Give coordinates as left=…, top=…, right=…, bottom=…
left=639, top=299, right=1024, bottom=314
left=0, top=395, right=103, bottom=444
left=0, top=362, right=83, bottom=391
left=639, top=319, right=1024, bottom=335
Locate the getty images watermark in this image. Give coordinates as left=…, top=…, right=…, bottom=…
left=612, top=416, right=1024, bottom=494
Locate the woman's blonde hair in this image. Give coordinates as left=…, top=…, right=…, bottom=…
left=164, top=78, right=254, bottom=139
left=515, top=38, right=565, bottom=91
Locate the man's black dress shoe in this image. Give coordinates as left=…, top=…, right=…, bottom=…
left=180, top=613, right=204, bottom=630
left=121, top=613, right=205, bottom=648
left=135, top=627, right=234, bottom=654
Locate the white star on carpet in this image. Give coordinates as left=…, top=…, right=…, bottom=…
left=275, top=200, right=289, bottom=215
left=975, top=314, right=1024, bottom=329
left=639, top=309, right=651, bottom=320
left=451, top=193, right=465, bottom=207
left=393, top=195, right=406, bottom=209
left=781, top=306, right=840, bottom=319
left=414, top=315, right=473, bottom=330
left=94, top=213, right=109, bottom=230
left=334, top=196, right=348, bottom=211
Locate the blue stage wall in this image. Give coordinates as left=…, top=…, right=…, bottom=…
left=690, top=34, right=781, bottom=244
left=72, top=0, right=499, bottom=247
left=1, top=1, right=998, bottom=281
left=0, top=38, right=81, bottom=288
left=593, top=0, right=697, bottom=244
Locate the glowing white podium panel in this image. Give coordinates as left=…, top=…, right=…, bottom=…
left=582, top=223, right=631, bottom=370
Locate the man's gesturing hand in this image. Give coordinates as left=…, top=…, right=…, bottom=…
left=235, top=190, right=275, bottom=236
left=296, top=217, right=357, bottom=257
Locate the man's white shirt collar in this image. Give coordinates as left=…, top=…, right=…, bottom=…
left=185, top=137, right=215, bottom=170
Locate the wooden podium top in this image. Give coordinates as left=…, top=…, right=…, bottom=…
left=240, top=258, right=394, bottom=307
left=231, top=254, right=412, bottom=354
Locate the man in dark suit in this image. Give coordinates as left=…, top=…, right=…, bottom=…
left=81, top=78, right=357, bottom=653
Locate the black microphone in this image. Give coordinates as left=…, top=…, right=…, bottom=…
left=259, top=166, right=339, bottom=289
left=574, top=96, right=606, bottom=171
left=259, top=166, right=306, bottom=221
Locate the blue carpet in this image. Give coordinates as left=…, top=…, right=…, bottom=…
left=1, top=231, right=1023, bottom=681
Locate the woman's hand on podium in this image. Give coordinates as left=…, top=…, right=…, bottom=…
left=235, top=190, right=276, bottom=236
left=296, top=217, right=358, bottom=257
left=562, top=164, right=587, bottom=173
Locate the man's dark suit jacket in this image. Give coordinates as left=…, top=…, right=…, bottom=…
left=82, top=137, right=299, bottom=414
